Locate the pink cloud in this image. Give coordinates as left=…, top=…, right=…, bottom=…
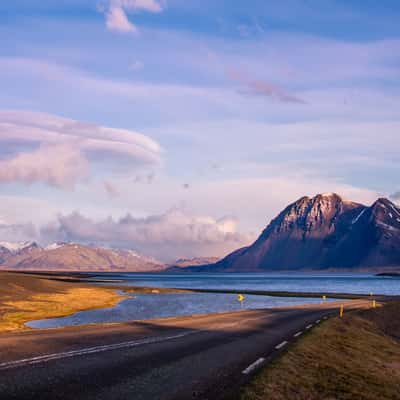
left=0, top=110, right=162, bottom=190
left=104, top=0, right=163, bottom=34
left=106, top=6, right=138, bottom=33
left=0, top=144, right=89, bottom=189
left=227, top=68, right=306, bottom=104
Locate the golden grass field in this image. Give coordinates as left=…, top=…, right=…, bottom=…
left=241, top=301, right=400, bottom=400
left=0, top=272, right=126, bottom=332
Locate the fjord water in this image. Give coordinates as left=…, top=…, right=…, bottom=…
left=94, top=272, right=400, bottom=295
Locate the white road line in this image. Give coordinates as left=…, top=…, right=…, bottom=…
left=0, top=331, right=197, bottom=371
left=294, top=331, right=302, bottom=337
left=323, top=316, right=328, bottom=320
left=316, top=320, right=321, bottom=324
left=305, top=324, right=313, bottom=330
left=275, top=341, right=288, bottom=350
left=242, top=357, right=265, bottom=375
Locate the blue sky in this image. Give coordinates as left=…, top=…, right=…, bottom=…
left=0, top=0, right=399, bottom=260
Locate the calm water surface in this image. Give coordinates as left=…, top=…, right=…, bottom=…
left=92, top=272, right=400, bottom=295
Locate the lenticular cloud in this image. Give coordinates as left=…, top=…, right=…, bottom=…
left=0, top=110, right=162, bottom=188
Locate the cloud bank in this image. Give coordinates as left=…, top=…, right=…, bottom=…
left=41, top=209, right=253, bottom=261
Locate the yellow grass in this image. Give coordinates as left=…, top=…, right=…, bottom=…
left=1, top=287, right=124, bottom=332
left=0, top=272, right=127, bottom=332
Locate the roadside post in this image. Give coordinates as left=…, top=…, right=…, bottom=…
left=339, top=304, right=344, bottom=318
left=372, top=299, right=376, bottom=308
left=238, top=294, right=245, bottom=309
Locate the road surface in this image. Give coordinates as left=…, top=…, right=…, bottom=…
left=0, top=300, right=367, bottom=400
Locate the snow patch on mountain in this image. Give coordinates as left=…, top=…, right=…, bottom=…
left=352, top=208, right=366, bottom=224
left=0, top=241, right=36, bottom=253
left=45, top=243, right=66, bottom=251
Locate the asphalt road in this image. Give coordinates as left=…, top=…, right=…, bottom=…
left=0, top=300, right=367, bottom=400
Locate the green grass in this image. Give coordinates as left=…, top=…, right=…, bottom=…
left=241, top=302, right=400, bottom=400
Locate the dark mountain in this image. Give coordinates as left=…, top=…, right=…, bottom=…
left=190, top=193, right=400, bottom=272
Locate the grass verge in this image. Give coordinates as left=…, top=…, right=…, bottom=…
left=241, top=302, right=400, bottom=400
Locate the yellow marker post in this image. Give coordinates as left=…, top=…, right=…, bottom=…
left=238, top=294, right=245, bottom=308
left=339, top=304, right=344, bottom=318
left=372, top=299, right=376, bottom=308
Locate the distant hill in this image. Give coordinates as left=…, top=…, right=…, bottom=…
left=0, top=242, right=165, bottom=272
left=168, top=257, right=220, bottom=270
left=188, top=193, right=400, bottom=272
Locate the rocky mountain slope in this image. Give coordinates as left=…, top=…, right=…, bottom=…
left=190, top=193, right=400, bottom=271
left=0, top=242, right=165, bottom=272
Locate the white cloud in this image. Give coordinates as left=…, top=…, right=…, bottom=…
left=41, top=209, right=253, bottom=261
left=0, top=110, right=162, bottom=188
left=106, top=6, right=138, bottom=33
left=104, top=0, right=162, bottom=34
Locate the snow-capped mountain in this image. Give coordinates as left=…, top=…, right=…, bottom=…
left=0, top=241, right=38, bottom=253
left=0, top=242, right=166, bottom=272
left=0, top=242, right=40, bottom=263
left=190, top=193, right=400, bottom=272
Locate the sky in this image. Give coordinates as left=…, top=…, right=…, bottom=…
left=0, top=0, right=399, bottom=261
